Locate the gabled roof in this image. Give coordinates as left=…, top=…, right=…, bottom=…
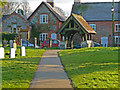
left=57, top=13, right=96, bottom=34
left=28, top=2, right=65, bottom=22
left=72, top=2, right=120, bottom=21
left=1, top=12, right=31, bottom=24
left=2, top=15, right=9, bottom=21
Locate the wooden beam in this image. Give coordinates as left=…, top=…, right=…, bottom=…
left=85, top=34, right=87, bottom=41
left=64, top=28, right=79, bottom=31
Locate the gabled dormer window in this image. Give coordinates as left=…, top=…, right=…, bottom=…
left=40, top=14, right=48, bottom=24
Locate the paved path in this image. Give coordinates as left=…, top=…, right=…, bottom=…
left=29, top=50, right=73, bottom=89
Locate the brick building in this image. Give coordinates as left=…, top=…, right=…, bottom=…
left=28, top=0, right=65, bottom=42
left=72, top=1, right=120, bottom=47
left=1, top=11, right=31, bottom=40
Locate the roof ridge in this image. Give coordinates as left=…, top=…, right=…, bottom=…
left=28, top=1, right=65, bottom=22
left=81, top=2, right=119, bottom=4
left=44, top=2, right=65, bottom=21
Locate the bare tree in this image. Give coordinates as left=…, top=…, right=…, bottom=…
left=2, top=1, right=31, bottom=17
left=55, top=6, right=69, bottom=18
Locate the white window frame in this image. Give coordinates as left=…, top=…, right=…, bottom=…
left=40, top=33, right=48, bottom=41
left=115, top=24, right=120, bottom=32
left=40, top=14, right=48, bottom=24
left=89, top=24, right=96, bottom=31
left=114, top=36, right=120, bottom=44
left=12, top=24, right=18, bottom=33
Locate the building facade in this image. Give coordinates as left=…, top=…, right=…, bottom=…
left=72, top=2, right=120, bottom=46
left=1, top=12, right=31, bottom=40
left=28, top=0, right=65, bottom=43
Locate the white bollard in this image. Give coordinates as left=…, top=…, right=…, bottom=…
left=0, top=47, right=4, bottom=59
left=21, top=46, right=25, bottom=56
left=9, top=40, right=13, bottom=47
left=10, top=48, right=15, bottom=58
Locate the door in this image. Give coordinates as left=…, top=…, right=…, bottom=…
left=101, top=37, right=108, bottom=47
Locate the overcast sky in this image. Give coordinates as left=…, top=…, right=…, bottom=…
left=6, top=0, right=120, bottom=15
left=28, top=0, right=119, bottom=15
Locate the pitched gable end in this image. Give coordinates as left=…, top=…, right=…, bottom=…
left=28, top=2, right=65, bottom=22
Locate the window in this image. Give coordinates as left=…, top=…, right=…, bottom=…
left=52, top=40, right=59, bottom=44
left=115, top=36, right=120, bottom=44
left=40, top=33, right=48, bottom=41
left=40, top=14, right=48, bottom=23
left=12, top=24, right=18, bottom=33
left=89, top=24, right=96, bottom=31
left=115, top=24, right=120, bottom=32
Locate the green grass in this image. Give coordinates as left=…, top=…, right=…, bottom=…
left=59, top=47, right=119, bottom=88
left=2, top=47, right=45, bottom=88
left=43, top=47, right=60, bottom=50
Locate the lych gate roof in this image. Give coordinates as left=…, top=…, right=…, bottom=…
left=72, top=2, right=120, bottom=21
left=28, top=2, right=66, bottom=22
left=72, top=13, right=96, bottom=33
left=57, top=13, right=96, bottom=34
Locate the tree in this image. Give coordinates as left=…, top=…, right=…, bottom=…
left=2, top=1, right=31, bottom=17
left=0, top=0, right=7, bottom=18
left=55, top=6, right=69, bottom=18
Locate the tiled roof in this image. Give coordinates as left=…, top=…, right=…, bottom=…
left=2, top=15, right=9, bottom=21
left=28, top=2, right=66, bottom=22
left=45, top=2, right=66, bottom=21
left=72, top=13, right=96, bottom=33
left=0, top=15, right=9, bottom=22
left=72, top=2, right=120, bottom=21
left=1, top=12, right=31, bottom=24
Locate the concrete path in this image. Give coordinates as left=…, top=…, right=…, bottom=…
left=29, top=50, right=73, bottom=89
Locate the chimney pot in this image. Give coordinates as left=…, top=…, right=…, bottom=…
left=74, top=0, right=81, bottom=4
left=47, top=0, right=55, bottom=7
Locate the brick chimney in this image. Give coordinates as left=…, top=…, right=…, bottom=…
left=74, top=0, right=81, bottom=4
left=47, top=0, right=55, bottom=7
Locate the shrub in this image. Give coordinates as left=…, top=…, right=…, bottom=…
left=2, top=32, right=20, bottom=44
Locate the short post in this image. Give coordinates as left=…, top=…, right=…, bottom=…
left=71, top=40, right=73, bottom=49
left=9, top=40, right=13, bottom=47
left=20, top=39, right=22, bottom=46
left=2, top=40, right=7, bottom=47
left=10, top=48, right=15, bottom=58
left=34, top=37, right=37, bottom=48
left=27, top=39, right=28, bottom=47
left=13, top=40, right=17, bottom=50
left=0, top=47, right=4, bottom=59
left=21, top=46, right=25, bottom=56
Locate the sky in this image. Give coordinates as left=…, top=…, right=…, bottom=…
left=6, top=0, right=120, bottom=16
left=28, top=0, right=120, bottom=15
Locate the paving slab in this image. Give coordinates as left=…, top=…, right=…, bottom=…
left=29, top=50, right=73, bottom=89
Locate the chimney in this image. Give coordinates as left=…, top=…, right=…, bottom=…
left=47, top=0, right=55, bottom=7
left=74, top=0, right=81, bottom=4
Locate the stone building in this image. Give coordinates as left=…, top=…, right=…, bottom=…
left=1, top=11, right=31, bottom=40
left=72, top=1, right=120, bottom=47
left=28, top=0, right=65, bottom=42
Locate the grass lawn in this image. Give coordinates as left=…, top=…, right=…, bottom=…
left=2, top=47, right=45, bottom=88
left=59, top=47, right=119, bottom=88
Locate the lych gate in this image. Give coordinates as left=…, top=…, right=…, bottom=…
left=57, top=13, right=96, bottom=49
